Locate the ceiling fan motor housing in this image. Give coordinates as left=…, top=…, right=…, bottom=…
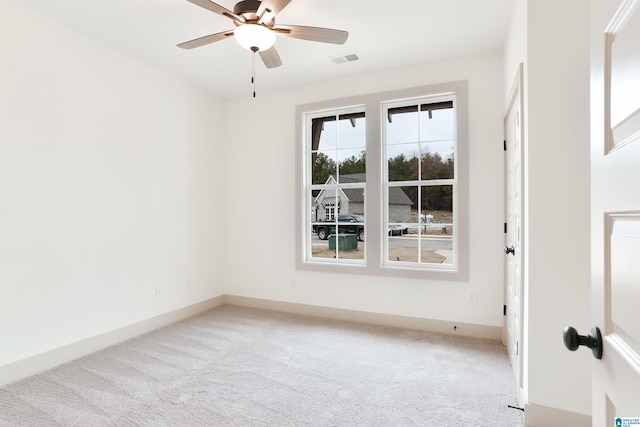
left=233, top=0, right=277, bottom=28
left=234, top=0, right=262, bottom=20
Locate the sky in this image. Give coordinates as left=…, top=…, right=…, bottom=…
left=315, top=105, right=455, bottom=165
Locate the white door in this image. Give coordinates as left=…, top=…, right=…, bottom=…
left=504, top=64, right=524, bottom=401
left=590, top=0, right=640, bottom=423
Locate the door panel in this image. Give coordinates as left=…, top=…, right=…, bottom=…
left=591, top=0, right=640, bottom=423
left=608, top=0, right=640, bottom=149
left=609, top=215, right=640, bottom=352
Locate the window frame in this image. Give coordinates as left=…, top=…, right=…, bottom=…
left=306, top=106, right=367, bottom=265
left=295, top=81, right=468, bottom=281
left=382, top=94, right=458, bottom=271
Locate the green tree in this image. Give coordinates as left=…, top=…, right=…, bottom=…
left=388, top=153, right=418, bottom=181
left=339, top=151, right=366, bottom=175
left=312, top=152, right=337, bottom=185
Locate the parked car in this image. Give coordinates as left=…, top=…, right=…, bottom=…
left=312, top=214, right=365, bottom=241
left=388, top=225, right=409, bottom=236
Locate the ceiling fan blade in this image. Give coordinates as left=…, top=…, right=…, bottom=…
left=259, top=46, right=282, bottom=68
left=273, top=25, right=348, bottom=44
left=257, top=0, right=292, bottom=21
left=177, top=30, right=235, bottom=49
left=185, top=0, right=245, bottom=23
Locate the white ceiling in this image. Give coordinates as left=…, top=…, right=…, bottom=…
left=17, top=0, right=515, bottom=98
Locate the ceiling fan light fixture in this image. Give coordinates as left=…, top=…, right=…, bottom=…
left=234, top=24, right=275, bottom=52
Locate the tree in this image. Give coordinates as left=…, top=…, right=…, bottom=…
left=315, top=149, right=453, bottom=213
left=312, top=152, right=337, bottom=185
left=339, top=151, right=366, bottom=175
left=388, top=153, right=418, bottom=181
left=389, top=152, right=454, bottom=211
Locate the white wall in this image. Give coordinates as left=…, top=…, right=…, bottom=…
left=222, top=51, right=507, bottom=329
left=503, top=0, right=592, bottom=418
left=0, top=0, right=225, bottom=368
left=504, top=0, right=527, bottom=100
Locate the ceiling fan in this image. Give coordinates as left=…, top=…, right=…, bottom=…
left=178, top=0, right=349, bottom=69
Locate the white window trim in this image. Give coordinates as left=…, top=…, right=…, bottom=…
left=295, top=81, right=468, bottom=281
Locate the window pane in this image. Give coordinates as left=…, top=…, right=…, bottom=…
left=311, top=151, right=337, bottom=185
left=422, top=185, right=453, bottom=213
left=388, top=144, right=419, bottom=182
left=340, top=187, right=365, bottom=218
left=419, top=106, right=454, bottom=142
left=338, top=149, right=366, bottom=180
left=312, top=236, right=365, bottom=261
left=316, top=118, right=337, bottom=151
left=313, top=188, right=340, bottom=222
left=338, top=115, right=366, bottom=150
left=420, top=147, right=454, bottom=180
left=389, top=186, right=416, bottom=223
left=387, top=107, right=419, bottom=144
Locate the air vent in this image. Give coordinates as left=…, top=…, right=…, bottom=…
left=331, top=53, right=360, bottom=64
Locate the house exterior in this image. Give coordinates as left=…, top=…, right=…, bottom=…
left=313, top=173, right=413, bottom=222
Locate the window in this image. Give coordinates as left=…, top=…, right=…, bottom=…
left=307, top=108, right=366, bottom=262
left=384, top=96, right=456, bottom=269
left=296, top=82, right=468, bottom=280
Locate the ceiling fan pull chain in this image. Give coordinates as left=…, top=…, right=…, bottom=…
left=251, top=47, right=257, bottom=98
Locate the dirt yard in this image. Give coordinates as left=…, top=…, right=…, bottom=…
left=408, top=210, right=454, bottom=236
left=312, top=247, right=446, bottom=263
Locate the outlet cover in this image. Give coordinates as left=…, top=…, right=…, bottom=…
left=468, top=292, right=477, bottom=305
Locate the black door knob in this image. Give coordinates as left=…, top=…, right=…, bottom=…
left=504, top=245, right=515, bottom=255
left=563, top=326, right=603, bottom=359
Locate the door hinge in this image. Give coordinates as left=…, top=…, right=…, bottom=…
left=504, top=222, right=508, bottom=233
left=503, top=140, right=507, bottom=151
left=503, top=304, right=507, bottom=316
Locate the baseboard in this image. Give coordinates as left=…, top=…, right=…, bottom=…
left=0, top=296, right=225, bottom=387
left=524, top=403, right=591, bottom=427
left=223, top=295, right=502, bottom=340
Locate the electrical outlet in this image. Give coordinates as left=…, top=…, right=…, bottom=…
left=467, top=292, right=477, bottom=305
left=185, top=280, right=191, bottom=291
left=155, top=286, right=161, bottom=299
left=291, top=277, right=297, bottom=288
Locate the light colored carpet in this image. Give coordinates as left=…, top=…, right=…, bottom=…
left=0, top=305, right=524, bottom=426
